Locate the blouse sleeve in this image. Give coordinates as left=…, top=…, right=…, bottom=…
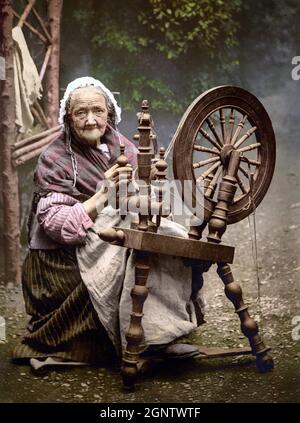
left=36, top=192, right=94, bottom=245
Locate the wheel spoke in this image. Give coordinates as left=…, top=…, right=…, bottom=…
left=234, top=126, right=257, bottom=148
left=219, top=109, right=227, bottom=144
left=227, top=108, right=235, bottom=143
left=236, top=173, right=249, bottom=194
left=199, top=128, right=222, bottom=151
left=230, top=114, right=247, bottom=145
left=206, top=117, right=223, bottom=147
left=193, top=156, right=220, bottom=169
left=205, top=166, right=222, bottom=198
left=193, top=145, right=220, bottom=154
left=238, top=165, right=250, bottom=179
left=196, top=160, right=221, bottom=181
left=240, top=156, right=261, bottom=166
left=238, top=142, right=261, bottom=153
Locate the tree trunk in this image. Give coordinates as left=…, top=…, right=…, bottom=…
left=45, top=0, right=63, bottom=127
left=0, top=0, right=21, bottom=285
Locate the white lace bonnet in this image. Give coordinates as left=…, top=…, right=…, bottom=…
left=58, top=76, right=122, bottom=126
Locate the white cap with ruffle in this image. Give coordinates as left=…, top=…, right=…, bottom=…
left=58, top=76, right=121, bottom=126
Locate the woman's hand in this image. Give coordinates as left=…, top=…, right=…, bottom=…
left=103, top=163, right=133, bottom=191
left=83, top=163, right=133, bottom=220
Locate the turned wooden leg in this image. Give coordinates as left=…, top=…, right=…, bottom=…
left=121, top=251, right=150, bottom=390
left=217, top=262, right=274, bottom=373
left=191, top=266, right=205, bottom=325
left=191, top=260, right=212, bottom=326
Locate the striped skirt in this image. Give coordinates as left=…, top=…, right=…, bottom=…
left=12, top=248, right=114, bottom=363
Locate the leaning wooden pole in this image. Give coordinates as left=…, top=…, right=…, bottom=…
left=45, top=0, right=63, bottom=127
left=0, top=0, right=21, bottom=285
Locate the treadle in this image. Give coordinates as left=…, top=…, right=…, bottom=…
left=196, top=346, right=252, bottom=359
left=134, top=346, right=253, bottom=378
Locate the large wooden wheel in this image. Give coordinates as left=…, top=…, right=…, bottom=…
left=173, top=86, right=276, bottom=224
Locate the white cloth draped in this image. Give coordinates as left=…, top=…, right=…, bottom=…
left=76, top=207, right=198, bottom=353
left=12, top=26, right=42, bottom=134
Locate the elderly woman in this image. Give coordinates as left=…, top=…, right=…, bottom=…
left=13, top=77, right=137, bottom=365
left=14, top=77, right=201, bottom=370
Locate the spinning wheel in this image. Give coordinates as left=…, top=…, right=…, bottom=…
left=173, top=86, right=276, bottom=223
left=98, top=88, right=276, bottom=391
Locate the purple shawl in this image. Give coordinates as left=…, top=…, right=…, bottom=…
left=34, top=125, right=138, bottom=202
left=27, top=126, right=138, bottom=244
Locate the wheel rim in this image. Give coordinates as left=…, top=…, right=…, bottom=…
left=173, top=86, right=276, bottom=224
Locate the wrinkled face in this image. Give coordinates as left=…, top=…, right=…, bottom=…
left=69, top=87, right=108, bottom=146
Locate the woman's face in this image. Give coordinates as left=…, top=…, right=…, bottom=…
left=69, top=87, right=108, bottom=146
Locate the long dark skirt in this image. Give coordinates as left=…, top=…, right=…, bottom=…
left=12, top=248, right=115, bottom=363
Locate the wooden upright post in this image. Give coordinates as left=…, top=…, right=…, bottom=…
left=0, top=0, right=21, bottom=285
left=45, top=0, right=62, bottom=127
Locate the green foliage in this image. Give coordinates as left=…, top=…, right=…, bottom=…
left=141, top=0, right=241, bottom=59
left=73, top=0, right=243, bottom=114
